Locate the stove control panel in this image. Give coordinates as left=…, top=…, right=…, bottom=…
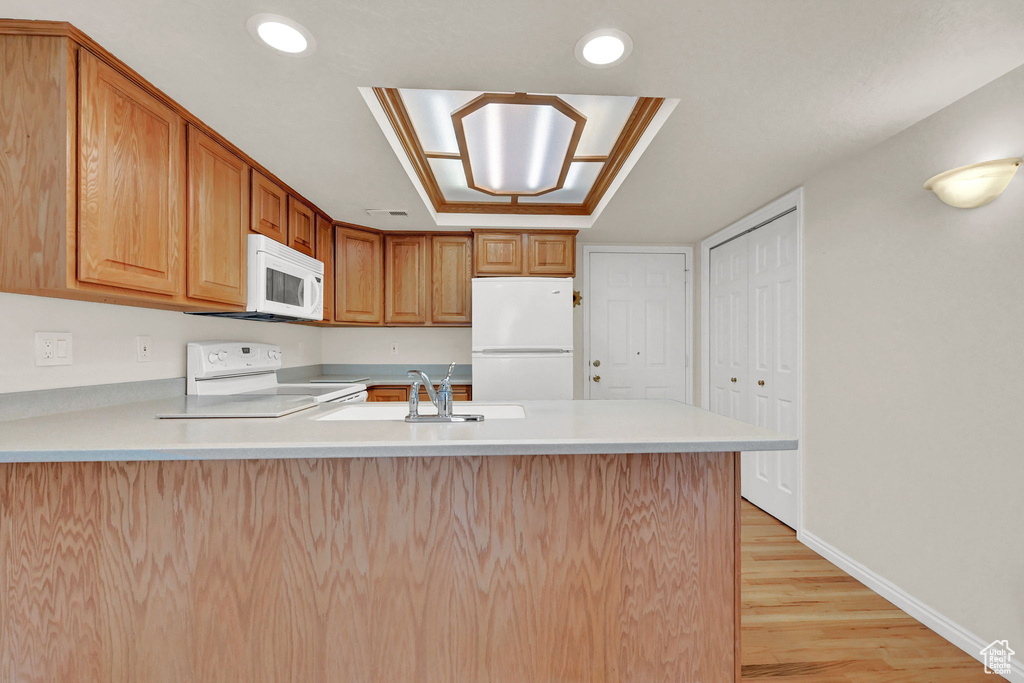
left=187, top=341, right=282, bottom=383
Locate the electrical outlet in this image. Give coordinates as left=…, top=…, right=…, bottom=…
left=35, top=332, right=73, bottom=366
left=137, top=336, right=152, bottom=362
left=390, top=342, right=399, bottom=355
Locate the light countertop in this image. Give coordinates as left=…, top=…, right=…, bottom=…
left=0, top=398, right=797, bottom=463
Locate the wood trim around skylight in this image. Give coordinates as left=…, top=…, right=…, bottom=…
left=372, top=87, right=664, bottom=216
left=450, top=92, right=587, bottom=198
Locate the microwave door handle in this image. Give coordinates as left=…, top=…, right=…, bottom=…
left=309, top=273, right=322, bottom=315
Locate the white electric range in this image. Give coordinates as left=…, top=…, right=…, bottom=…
left=157, top=342, right=366, bottom=419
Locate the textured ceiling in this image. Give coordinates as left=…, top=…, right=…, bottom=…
left=3, top=0, right=1024, bottom=243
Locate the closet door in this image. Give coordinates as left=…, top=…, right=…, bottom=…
left=708, top=210, right=799, bottom=528
left=708, top=236, right=748, bottom=420
left=743, top=210, right=800, bottom=527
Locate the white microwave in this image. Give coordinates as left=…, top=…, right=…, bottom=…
left=247, top=234, right=323, bottom=321
left=190, top=234, right=324, bottom=322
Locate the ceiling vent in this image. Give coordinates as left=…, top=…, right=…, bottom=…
left=365, top=209, right=409, bottom=217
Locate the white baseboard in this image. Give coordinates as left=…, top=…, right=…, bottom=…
left=797, top=529, right=1024, bottom=683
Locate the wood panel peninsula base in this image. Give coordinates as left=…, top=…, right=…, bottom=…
left=0, top=451, right=739, bottom=682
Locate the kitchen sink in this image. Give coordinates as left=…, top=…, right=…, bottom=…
left=317, top=402, right=525, bottom=421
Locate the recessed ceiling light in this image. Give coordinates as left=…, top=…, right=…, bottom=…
left=575, top=29, right=633, bottom=68
left=246, top=14, right=316, bottom=57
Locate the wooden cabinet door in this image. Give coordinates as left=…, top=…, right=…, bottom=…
left=474, top=232, right=523, bottom=275
left=335, top=226, right=383, bottom=324
left=251, top=171, right=287, bottom=243
left=431, top=235, right=472, bottom=324
left=527, top=233, right=576, bottom=276
left=419, top=384, right=471, bottom=401
left=368, top=386, right=408, bottom=402
left=315, top=215, right=334, bottom=322
left=186, top=126, right=249, bottom=306
left=288, top=196, right=315, bottom=257
left=78, top=50, right=185, bottom=296
left=385, top=234, right=428, bottom=325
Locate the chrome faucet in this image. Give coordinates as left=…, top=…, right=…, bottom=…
left=436, top=362, right=456, bottom=418
left=406, top=369, right=436, bottom=420
left=405, top=364, right=483, bottom=423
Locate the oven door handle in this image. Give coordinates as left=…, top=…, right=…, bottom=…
left=333, top=391, right=368, bottom=403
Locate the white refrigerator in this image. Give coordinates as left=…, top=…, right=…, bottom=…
left=472, top=277, right=574, bottom=401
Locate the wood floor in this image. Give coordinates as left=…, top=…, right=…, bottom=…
left=740, top=501, right=989, bottom=681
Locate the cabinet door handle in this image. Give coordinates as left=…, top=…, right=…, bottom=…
left=758, top=380, right=765, bottom=386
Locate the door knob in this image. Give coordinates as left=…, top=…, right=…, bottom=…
left=593, top=375, right=601, bottom=382
left=593, top=360, right=601, bottom=367
left=758, top=380, right=765, bottom=386
left=730, top=377, right=737, bottom=383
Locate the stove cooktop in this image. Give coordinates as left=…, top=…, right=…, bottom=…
left=156, top=394, right=317, bottom=419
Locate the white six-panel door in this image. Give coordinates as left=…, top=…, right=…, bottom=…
left=587, top=251, right=688, bottom=400
left=709, top=210, right=800, bottom=527
left=708, top=236, right=748, bottom=420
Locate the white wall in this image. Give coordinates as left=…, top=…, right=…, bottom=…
left=0, top=292, right=322, bottom=394
left=321, top=327, right=471, bottom=366
left=799, top=64, right=1024, bottom=656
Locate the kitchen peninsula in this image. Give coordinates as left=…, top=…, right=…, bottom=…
left=0, top=399, right=795, bottom=682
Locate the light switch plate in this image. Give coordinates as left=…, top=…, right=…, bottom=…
left=137, top=336, right=152, bottom=362
left=35, top=332, right=73, bottom=366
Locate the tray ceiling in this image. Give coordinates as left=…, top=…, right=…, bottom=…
left=366, top=87, right=675, bottom=228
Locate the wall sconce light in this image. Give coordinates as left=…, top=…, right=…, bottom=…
left=924, top=157, right=1022, bottom=208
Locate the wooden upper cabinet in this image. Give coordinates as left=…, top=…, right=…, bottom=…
left=315, top=215, right=334, bottom=322
left=527, top=233, right=575, bottom=276
left=335, top=226, right=383, bottom=324
left=474, top=232, right=523, bottom=275
left=473, top=230, right=577, bottom=277
left=288, top=196, right=315, bottom=257
left=431, top=235, right=472, bottom=324
left=78, top=50, right=185, bottom=296
left=251, top=171, right=287, bottom=243
left=0, top=28, right=337, bottom=314
left=186, top=126, right=249, bottom=307
left=385, top=235, right=428, bottom=325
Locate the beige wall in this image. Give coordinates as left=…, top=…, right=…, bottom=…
left=321, top=327, right=471, bottom=366
left=798, top=64, right=1024, bottom=652
left=0, top=292, right=322, bottom=394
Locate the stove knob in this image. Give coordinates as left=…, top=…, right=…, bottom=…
left=217, top=350, right=228, bottom=361
left=208, top=353, right=218, bottom=363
